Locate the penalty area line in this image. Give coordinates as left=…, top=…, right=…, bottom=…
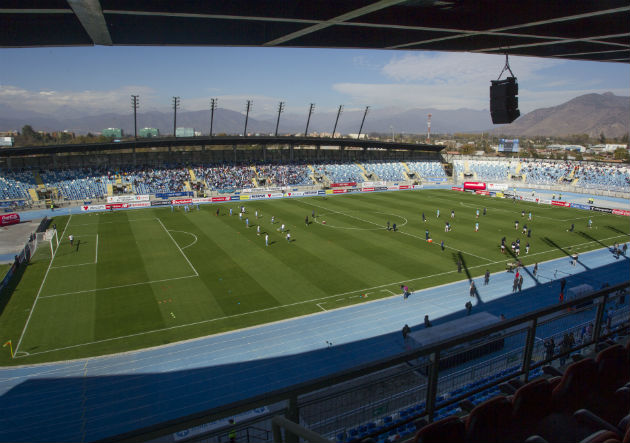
left=157, top=218, right=199, bottom=276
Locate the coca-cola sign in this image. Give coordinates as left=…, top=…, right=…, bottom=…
left=0, top=213, right=20, bottom=227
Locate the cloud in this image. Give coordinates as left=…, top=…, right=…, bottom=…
left=333, top=52, right=630, bottom=112
left=0, top=85, right=156, bottom=115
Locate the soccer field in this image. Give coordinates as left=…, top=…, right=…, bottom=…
left=1, top=189, right=628, bottom=364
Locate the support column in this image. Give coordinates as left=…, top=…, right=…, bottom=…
left=233, top=144, right=237, bottom=162
left=290, top=144, right=294, bottom=162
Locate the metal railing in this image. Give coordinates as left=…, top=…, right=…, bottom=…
left=106, top=281, right=629, bottom=443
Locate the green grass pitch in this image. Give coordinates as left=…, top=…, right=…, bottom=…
left=0, top=189, right=628, bottom=364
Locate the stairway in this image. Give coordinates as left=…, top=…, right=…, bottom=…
left=189, top=168, right=197, bottom=181
left=106, top=183, right=114, bottom=196
left=28, top=188, right=39, bottom=201
left=33, top=171, right=45, bottom=189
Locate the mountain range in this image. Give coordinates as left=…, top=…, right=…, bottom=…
left=0, top=93, right=627, bottom=138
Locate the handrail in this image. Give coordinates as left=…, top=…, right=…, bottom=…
left=104, top=281, right=629, bottom=442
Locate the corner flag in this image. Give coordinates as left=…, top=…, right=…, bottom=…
left=3, top=340, right=13, bottom=358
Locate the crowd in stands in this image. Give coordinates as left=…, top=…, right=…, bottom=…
left=1, top=159, right=629, bottom=202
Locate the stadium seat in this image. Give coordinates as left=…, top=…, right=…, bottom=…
left=552, top=358, right=598, bottom=413
left=465, top=395, right=513, bottom=443
left=412, top=416, right=465, bottom=443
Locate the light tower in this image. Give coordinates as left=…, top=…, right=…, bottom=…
left=131, top=95, right=139, bottom=140
left=210, top=98, right=217, bottom=137
left=427, top=113, right=432, bottom=144
left=172, top=96, right=180, bottom=137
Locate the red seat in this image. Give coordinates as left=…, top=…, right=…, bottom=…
left=512, top=378, right=553, bottom=424
left=412, top=416, right=465, bottom=443
left=552, top=358, right=598, bottom=412
left=597, top=344, right=630, bottom=395
left=465, top=395, right=513, bottom=443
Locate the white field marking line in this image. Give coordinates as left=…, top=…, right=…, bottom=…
left=456, top=200, right=610, bottom=222
left=14, top=214, right=73, bottom=355
left=39, top=274, right=198, bottom=299
left=156, top=218, right=198, bottom=277
left=51, top=262, right=96, bottom=269
left=316, top=303, right=327, bottom=312
left=306, top=199, right=495, bottom=263
left=94, top=234, right=98, bottom=264
left=14, top=241, right=625, bottom=358
left=168, top=230, right=198, bottom=250
left=69, top=218, right=157, bottom=227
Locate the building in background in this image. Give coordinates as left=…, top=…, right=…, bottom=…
left=175, top=127, right=195, bottom=137
left=102, top=128, right=123, bottom=138
left=139, top=127, right=159, bottom=138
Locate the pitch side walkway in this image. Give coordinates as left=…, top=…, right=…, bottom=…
left=0, top=247, right=628, bottom=442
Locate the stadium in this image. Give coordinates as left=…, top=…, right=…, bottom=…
left=1, top=2, right=629, bottom=443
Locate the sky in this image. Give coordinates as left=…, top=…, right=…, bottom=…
left=0, top=46, right=628, bottom=118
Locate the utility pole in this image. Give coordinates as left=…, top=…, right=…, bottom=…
left=210, top=98, right=217, bottom=137
left=390, top=125, right=394, bottom=142
left=274, top=101, right=285, bottom=137
left=304, top=103, right=315, bottom=136
left=357, top=106, right=370, bottom=139
left=172, top=96, right=180, bottom=137
left=131, top=95, right=139, bottom=140
left=332, top=105, right=343, bottom=138
left=243, top=100, right=252, bottom=136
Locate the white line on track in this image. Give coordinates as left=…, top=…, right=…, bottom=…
left=14, top=214, right=73, bottom=355
left=157, top=218, right=199, bottom=276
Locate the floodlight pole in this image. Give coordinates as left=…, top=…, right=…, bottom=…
left=172, top=96, right=180, bottom=137
left=304, top=103, right=315, bottom=136
left=275, top=101, right=285, bottom=137
left=210, top=98, right=217, bottom=137
left=131, top=95, right=139, bottom=140
left=357, top=106, right=370, bottom=139
left=243, top=100, right=252, bottom=136
left=332, top=105, right=343, bottom=138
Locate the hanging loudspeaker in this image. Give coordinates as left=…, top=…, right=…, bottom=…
left=490, top=77, right=520, bottom=124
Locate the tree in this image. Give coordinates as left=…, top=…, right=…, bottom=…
left=613, top=148, right=629, bottom=161
left=599, top=132, right=606, bottom=144
left=575, top=152, right=583, bottom=161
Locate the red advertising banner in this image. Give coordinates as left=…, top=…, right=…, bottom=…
left=451, top=187, right=464, bottom=191
left=463, top=182, right=486, bottom=190
left=330, top=182, right=356, bottom=188
left=171, top=199, right=193, bottom=205
left=332, top=189, right=347, bottom=194
left=362, top=187, right=374, bottom=192
left=106, top=203, right=130, bottom=210
left=0, top=213, right=20, bottom=226
left=612, top=209, right=630, bottom=217
left=551, top=200, right=570, bottom=207
left=398, top=185, right=409, bottom=190
left=211, top=197, right=229, bottom=202
left=475, top=190, right=490, bottom=195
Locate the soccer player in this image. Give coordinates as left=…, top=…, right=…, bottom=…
left=476, top=209, right=479, bottom=218
left=511, top=241, right=516, bottom=253
left=522, top=224, right=527, bottom=235
left=451, top=210, right=455, bottom=218
left=514, top=220, right=519, bottom=230
left=441, top=240, right=445, bottom=251
left=528, top=212, right=532, bottom=221
left=271, top=215, right=275, bottom=224
left=229, top=208, right=233, bottom=216
left=69, top=234, right=74, bottom=246
left=392, top=223, right=397, bottom=232
left=280, top=223, right=285, bottom=232
left=257, top=225, right=261, bottom=236
left=521, top=210, right=525, bottom=217
left=305, top=216, right=309, bottom=227
left=425, top=229, right=430, bottom=241
left=239, top=212, right=242, bottom=220
left=286, top=232, right=291, bottom=242
left=246, top=218, right=249, bottom=228
left=265, top=234, right=269, bottom=247
left=422, top=212, right=426, bottom=222
left=526, top=242, right=530, bottom=254
left=436, top=209, right=440, bottom=218
left=255, top=210, right=259, bottom=219
left=216, top=208, right=220, bottom=216
left=587, top=218, right=592, bottom=228
left=444, top=222, right=449, bottom=232
left=483, top=207, right=487, bottom=216
left=515, top=244, right=520, bottom=256
left=569, top=223, right=574, bottom=232
left=475, top=222, right=479, bottom=232
left=387, top=221, right=390, bottom=231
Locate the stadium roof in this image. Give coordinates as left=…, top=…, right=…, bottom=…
left=2, top=0, right=629, bottom=63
